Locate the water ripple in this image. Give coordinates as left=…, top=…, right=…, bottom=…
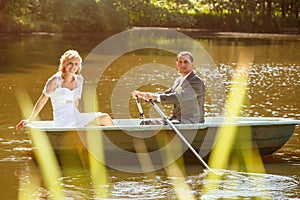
left=53, top=170, right=300, bottom=199
left=188, top=169, right=299, bottom=199
left=111, top=176, right=174, bottom=199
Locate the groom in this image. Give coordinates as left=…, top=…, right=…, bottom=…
left=132, top=51, right=205, bottom=124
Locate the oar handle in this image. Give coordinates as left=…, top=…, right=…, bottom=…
left=135, top=98, right=145, bottom=119
left=149, top=99, right=211, bottom=171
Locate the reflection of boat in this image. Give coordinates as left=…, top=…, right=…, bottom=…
left=27, top=117, right=299, bottom=158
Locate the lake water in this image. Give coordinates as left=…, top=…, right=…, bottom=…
left=0, top=30, right=299, bottom=199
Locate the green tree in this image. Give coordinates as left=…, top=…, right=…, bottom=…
left=0, top=0, right=298, bottom=33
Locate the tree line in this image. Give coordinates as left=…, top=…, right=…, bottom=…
left=0, top=0, right=299, bottom=33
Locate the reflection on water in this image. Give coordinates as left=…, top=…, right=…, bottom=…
left=0, top=33, right=299, bottom=199
left=218, top=63, right=299, bottom=118
left=17, top=167, right=299, bottom=199
left=197, top=169, right=299, bottom=199
left=111, top=176, right=174, bottom=199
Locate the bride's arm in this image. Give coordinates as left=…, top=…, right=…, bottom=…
left=27, top=94, right=49, bottom=122
left=16, top=94, right=49, bottom=129
left=16, top=77, right=56, bottom=130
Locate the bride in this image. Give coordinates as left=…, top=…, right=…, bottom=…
left=17, top=50, right=114, bottom=129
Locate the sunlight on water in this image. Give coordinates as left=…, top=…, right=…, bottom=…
left=24, top=170, right=298, bottom=199
left=112, top=178, right=174, bottom=199
left=62, top=175, right=97, bottom=199
left=62, top=174, right=187, bottom=199
left=189, top=169, right=299, bottom=199
left=0, top=131, right=32, bottom=162
left=217, top=63, right=299, bottom=118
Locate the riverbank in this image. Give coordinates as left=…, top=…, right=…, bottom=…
left=1, top=27, right=299, bottom=41
left=171, top=27, right=300, bottom=40
left=131, top=27, right=300, bottom=40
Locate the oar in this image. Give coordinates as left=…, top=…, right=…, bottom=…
left=149, top=99, right=211, bottom=171
left=135, top=98, right=145, bottom=119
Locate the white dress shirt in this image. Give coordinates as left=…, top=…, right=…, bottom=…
left=156, top=71, right=192, bottom=102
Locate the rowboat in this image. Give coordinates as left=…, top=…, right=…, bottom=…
left=26, top=117, right=299, bottom=170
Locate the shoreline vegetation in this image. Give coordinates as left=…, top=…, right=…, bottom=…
left=0, top=0, right=299, bottom=36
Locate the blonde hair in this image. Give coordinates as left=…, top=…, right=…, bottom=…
left=58, top=50, right=82, bottom=74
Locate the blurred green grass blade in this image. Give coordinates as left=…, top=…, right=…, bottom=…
left=15, top=87, right=65, bottom=199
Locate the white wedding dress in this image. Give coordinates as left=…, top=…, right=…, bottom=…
left=43, top=72, right=102, bottom=127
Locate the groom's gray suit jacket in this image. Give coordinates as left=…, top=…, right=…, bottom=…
left=159, top=71, right=205, bottom=123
